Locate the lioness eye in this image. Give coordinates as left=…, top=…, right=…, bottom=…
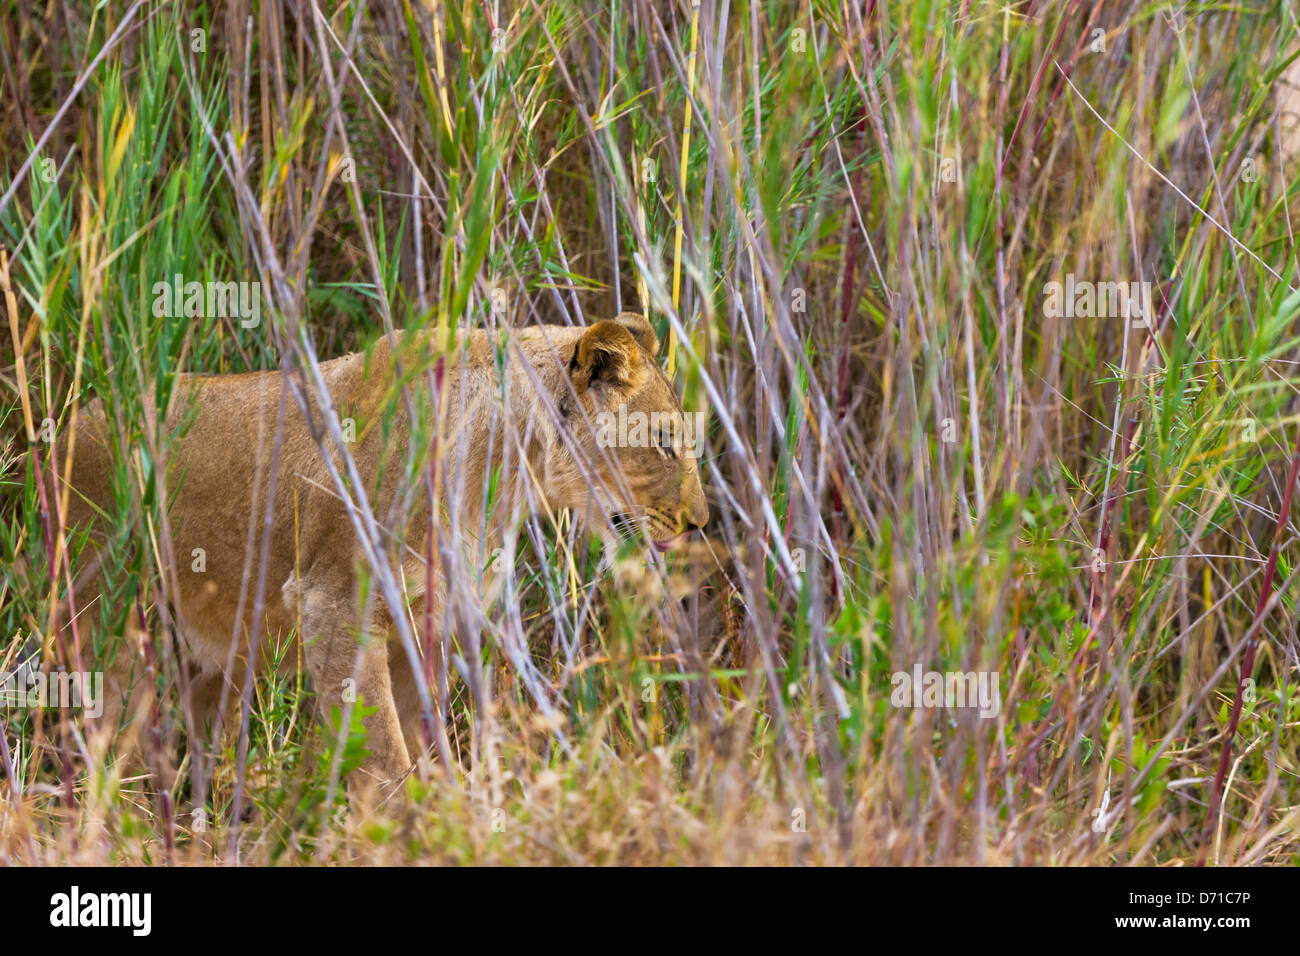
left=653, top=428, right=677, bottom=459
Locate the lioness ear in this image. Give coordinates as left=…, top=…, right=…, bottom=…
left=570, top=320, right=645, bottom=391
left=613, top=311, right=659, bottom=355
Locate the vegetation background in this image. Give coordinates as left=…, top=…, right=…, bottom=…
left=1, top=0, right=1299, bottom=865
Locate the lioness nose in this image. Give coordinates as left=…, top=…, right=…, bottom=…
left=687, top=498, right=709, bottom=531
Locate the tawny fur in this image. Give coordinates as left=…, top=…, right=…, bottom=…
left=58, top=313, right=708, bottom=791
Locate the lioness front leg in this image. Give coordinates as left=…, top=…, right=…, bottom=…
left=298, top=590, right=411, bottom=793
left=387, top=622, right=449, bottom=777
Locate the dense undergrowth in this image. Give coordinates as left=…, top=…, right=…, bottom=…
left=1, top=0, right=1298, bottom=865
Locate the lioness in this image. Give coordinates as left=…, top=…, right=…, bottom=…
left=47, top=312, right=708, bottom=789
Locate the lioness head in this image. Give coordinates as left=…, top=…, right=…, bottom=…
left=553, top=312, right=709, bottom=551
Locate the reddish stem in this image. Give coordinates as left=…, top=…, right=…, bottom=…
left=1198, top=424, right=1300, bottom=863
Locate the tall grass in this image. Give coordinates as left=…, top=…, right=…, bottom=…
left=0, top=0, right=1298, bottom=865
